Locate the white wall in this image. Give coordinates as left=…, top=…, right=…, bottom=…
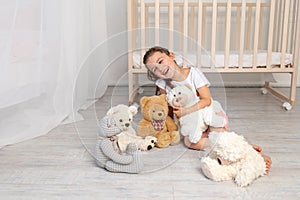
left=104, top=1, right=300, bottom=87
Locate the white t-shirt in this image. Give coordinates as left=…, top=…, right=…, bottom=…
left=155, top=67, right=210, bottom=98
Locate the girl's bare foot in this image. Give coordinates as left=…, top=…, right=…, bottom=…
left=261, top=153, right=272, bottom=174
left=252, top=145, right=272, bottom=174
left=252, top=145, right=262, bottom=152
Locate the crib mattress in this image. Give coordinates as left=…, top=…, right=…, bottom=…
left=132, top=50, right=293, bottom=69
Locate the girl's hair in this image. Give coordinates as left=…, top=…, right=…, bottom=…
left=143, top=46, right=170, bottom=65
left=143, top=46, right=174, bottom=90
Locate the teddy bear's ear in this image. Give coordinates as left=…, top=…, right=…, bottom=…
left=106, top=107, right=116, bottom=116
left=140, top=96, right=149, bottom=107
left=129, top=105, right=138, bottom=115
left=160, top=94, right=167, bottom=100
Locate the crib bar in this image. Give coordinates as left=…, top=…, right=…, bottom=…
left=145, top=6, right=149, bottom=47
left=267, top=0, right=275, bottom=68
left=278, top=0, right=284, bottom=51
left=239, top=0, right=246, bottom=69
left=169, top=0, right=174, bottom=51
left=273, top=0, right=279, bottom=51
left=252, top=0, right=261, bottom=68
left=179, top=7, right=183, bottom=51
left=258, top=7, right=264, bottom=49
left=224, top=0, right=231, bottom=69
left=290, top=0, right=300, bottom=103
left=289, top=0, right=297, bottom=53
left=235, top=7, right=241, bottom=51
left=210, top=0, right=217, bottom=69
left=202, top=6, right=206, bottom=47
left=127, top=0, right=134, bottom=103
left=246, top=7, right=252, bottom=50
left=133, top=0, right=138, bottom=50
left=134, top=0, right=140, bottom=98
left=155, top=0, right=159, bottom=45
left=190, top=6, right=195, bottom=51
left=140, top=0, right=145, bottom=67
left=183, top=0, right=188, bottom=67
left=197, top=0, right=203, bottom=68
left=280, top=0, right=290, bottom=68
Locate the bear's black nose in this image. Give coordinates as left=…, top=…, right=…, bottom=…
left=217, top=158, right=222, bottom=165
left=158, top=112, right=162, bottom=116
left=147, top=145, right=152, bottom=150
left=125, top=123, right=130, bottom=127
left=176, top=97, right=181, bottom=102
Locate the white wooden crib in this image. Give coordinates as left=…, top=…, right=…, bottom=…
left=127, top=0, right=300, bottom=110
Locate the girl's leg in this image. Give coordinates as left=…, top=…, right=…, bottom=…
left=183, top=132, right=210, bottom=150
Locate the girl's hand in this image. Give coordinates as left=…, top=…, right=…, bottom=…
left=173, top=106, right=187, bottom=118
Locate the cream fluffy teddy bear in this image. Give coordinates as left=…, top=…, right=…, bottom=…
left=200, top=131, right=266, bottom=187
left=167, top=85, right=227, bottom=143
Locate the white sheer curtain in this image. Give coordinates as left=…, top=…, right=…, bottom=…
left=0, top=0, right=107, bottom=148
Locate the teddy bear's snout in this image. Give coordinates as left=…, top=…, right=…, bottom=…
left=125, top=123, right=130, bottom=127
left=175, top=97, right=182, bottom=102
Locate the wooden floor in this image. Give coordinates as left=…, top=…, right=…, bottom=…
left=1, top=86, right=300, bottom=199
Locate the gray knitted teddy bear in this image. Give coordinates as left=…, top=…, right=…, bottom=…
left=95, top=104, right=144, bottom=173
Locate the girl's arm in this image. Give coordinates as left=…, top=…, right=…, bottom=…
left=158, top=87, right=166, bottom=94
left=173, top=85, right=211, bottom=118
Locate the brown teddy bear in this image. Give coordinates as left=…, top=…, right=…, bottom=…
left=137, top=94, right=180, bottom=148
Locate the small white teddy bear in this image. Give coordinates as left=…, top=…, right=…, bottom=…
left=201, top=131, right=266, bottom=187
left=167, top=85, right=227, bottom=143
left=117, top=132, right=157, bottom=152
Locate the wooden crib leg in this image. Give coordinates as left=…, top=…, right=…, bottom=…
left=290, top=71, right=297, bottom=105
left=263, top=71, right=296, bottom=110
left=129, top=73, right=140, bottom=105
left=263, top=81, right=290, bottom=103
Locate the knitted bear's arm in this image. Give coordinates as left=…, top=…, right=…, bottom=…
left=100, top=139, right=133, bottom=164
left=165, top=116, right=178, bottom=131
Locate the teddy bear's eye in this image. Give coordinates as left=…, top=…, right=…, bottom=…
left=129, top=118, right=131, bottom=121
left=178, top=92, right=181, bottom=95
left=152, top=110, right=155, bottom=112
left=173, top=94, right=176, bottom=97
left=119, top=119, right=123, bottom=122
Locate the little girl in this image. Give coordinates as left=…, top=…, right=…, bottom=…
left=143, top=46, right=272, bottom=173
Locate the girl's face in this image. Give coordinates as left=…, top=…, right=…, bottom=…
left=145, top=51, right=177, bottom=79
